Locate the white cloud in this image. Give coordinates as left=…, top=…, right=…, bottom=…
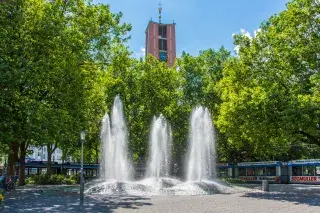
left=234, top=45, right=240, bottom=55
left=240, top=28, right=252, bottom=40
left=141, top=47, right=146, bottom=55
left=135, top=47, right=146, bottom=59
left=232, top=29, right=251, bottom=54
left=232, top=28, right=261, bottom=54
left=232, top=28, right=253, bottom=40
left=254, top=28, right=261, bottom=37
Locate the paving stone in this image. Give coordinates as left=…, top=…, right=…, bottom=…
left=3, top=184, right=320, bottom=213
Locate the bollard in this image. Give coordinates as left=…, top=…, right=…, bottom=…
left=262, top=180, right=269, bottom=192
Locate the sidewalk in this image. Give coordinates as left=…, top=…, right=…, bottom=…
left=2, top=184, right=320, bottom=213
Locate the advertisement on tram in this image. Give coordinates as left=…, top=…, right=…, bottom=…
left=236, top=161, right=281, bottom=183
left=288, top=159, right=320, bottom=184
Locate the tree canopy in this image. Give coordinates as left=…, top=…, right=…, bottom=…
left=216, top=0, right=320, bottom=161
left=0, top=0, right=319, bottom=183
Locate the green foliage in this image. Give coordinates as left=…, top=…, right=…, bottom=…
left=178, top=47, right=232, bottom=163
left=0, top=0, right=131, bottom=175
left=1, top=0, right=319, bottom=177
left=221, top=177, right=246, bottom=184
left=105, top=55, right=184, bottom=164
left=25, top=174, right=77, bottom=185
left=216, top=0, right=320, bottom=161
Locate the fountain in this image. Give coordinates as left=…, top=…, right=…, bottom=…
left=186, top=106, right=216, bottom=182
left=87, top=99, right=239, bottom=196
left=146, top=115, right=172, bottom=178
left=99, top=95, right=133, bottom=181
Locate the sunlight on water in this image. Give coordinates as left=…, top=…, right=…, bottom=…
left=146, top=115, right=172, bottom=178
left=186, top=106, right=216, bottom=181
left=100, top=95, right=133, bottom=181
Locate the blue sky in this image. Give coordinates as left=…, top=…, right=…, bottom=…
left=95, top=0, right=289, bottom=58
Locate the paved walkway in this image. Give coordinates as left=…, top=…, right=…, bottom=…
left=2, top=184, right=320, bottom=213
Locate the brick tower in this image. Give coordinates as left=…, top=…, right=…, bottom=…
left=145, top=3, right=176, bottom=67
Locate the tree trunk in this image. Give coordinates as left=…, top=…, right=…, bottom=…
left=18, top=141, right=27, bottom=186
left=6, top=142, right=19, bottom=182
left=95, top=145, right=99, bottom=164
left=47, top=147, right=52, bottom=175
left=46, top=143, right=57, bottom=175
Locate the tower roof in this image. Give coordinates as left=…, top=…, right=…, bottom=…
left=145, top=20, right=176, bottom=33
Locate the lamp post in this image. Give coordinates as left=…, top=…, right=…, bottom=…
left=80, top=129, right=86, bottom=205
left=4, top=154, right=7, bottom=174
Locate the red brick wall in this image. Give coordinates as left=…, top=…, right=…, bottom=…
left=146, top=22, right=158, bottom=59
left=172, top=24, right=176, bottom=66
left=146, top=21, right=176, bottom=66
left=167, top=24, right=176, bottom=67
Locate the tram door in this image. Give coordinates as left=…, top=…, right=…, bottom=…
left=280, top=163, right=289, bottom=184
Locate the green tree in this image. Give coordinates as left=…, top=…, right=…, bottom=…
left=217, top=0, right=320, bottom=161
left=0, top=0, right=131, bottom=183
left=177, top=47, right=231, bottom=163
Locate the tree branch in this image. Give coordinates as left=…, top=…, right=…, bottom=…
left=298, top=130, right=320, bottom=146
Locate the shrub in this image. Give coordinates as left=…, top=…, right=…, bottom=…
left=221, top=177, right=246, bottom=184
left=26, top=174, right=77, bottom=185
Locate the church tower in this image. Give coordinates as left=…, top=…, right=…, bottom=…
left=145, top=3, right=176, bottom=66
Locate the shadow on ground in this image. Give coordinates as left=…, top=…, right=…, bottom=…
left=241, top=184, right=320, bottom=207
left=3, top=188, right=152, bottom=213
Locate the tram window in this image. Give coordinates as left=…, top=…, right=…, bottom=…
left=255, top=168, right=264, bottom=176
left=315, top=166, right=320, bottom=175
left=218, top=168, right=227, bottom=177
left=30, top=168, right=37, bottom=174
left=239, top=168, right=246, bottom=176
left=265, top=167, right=276, bottom=176
left=247, top=168, right=255, bottom=176
left=292, top=166, right=302, bottom=176
left=303, top=166, right=315, bottom=176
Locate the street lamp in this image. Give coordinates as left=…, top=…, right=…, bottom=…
left=80, top=129, right=86, bottom=205
left=4, top=154, right=7, bottom=174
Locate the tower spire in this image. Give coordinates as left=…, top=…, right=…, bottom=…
left=158, top=2, right=162, bottom=23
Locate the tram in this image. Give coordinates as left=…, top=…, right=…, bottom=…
left=11, top=159, right=320, bottom=185
left=216, top=163, right=233, bottom=178
left=23, top=162, right=99, bottom=178
left=235, top=161, right=282, bottom=183
left=288, top=159, right=320, bottom=184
